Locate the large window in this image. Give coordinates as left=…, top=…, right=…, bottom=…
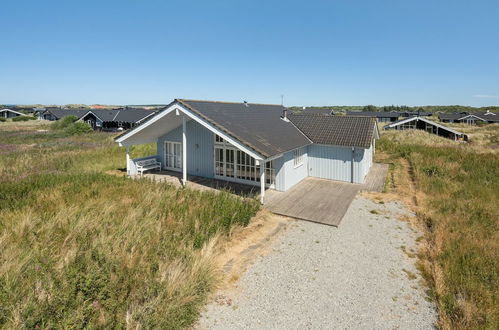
left=214, top=134, right=275, bottom=186
left=293, top=148, right=304, bottom=168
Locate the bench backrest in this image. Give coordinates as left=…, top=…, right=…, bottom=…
left=136, top=159, right=157, bottom=167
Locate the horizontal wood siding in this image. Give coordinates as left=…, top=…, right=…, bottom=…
left=156, top=120, right=214, bottom=178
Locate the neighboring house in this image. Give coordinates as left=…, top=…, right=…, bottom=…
left=439, top=111, right=499, bottom=125
left=38, top=108, right=156, bottom=131
left=345, top=111, right=432, bottom=122
left=385, top=116, right=467, bottom=141
left=79, top=108, right=157, bottom=130
left=40, top=109, right=88, bottom=121
left=33, top=107, right=47, bottom=119
left=0, top=109, right=25, bottom=118
left=345, top=111, right=401, bottom=122
left=115, top=99, right=379, bottom=203
left=399, top=111, right=433, bottom=118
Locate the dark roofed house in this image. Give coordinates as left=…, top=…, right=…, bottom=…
left=115, top=99, right=379, bottom=203
left=79, top=108, right=157, bottom=131
left=40, top=109, right=88, bottom=121
left=439, top=111, right=499, bottom=125
left=345, top=111, right=401, bottom=122
left=38, top=107, right=156, bottom=131
left=301, top=108, right=334, bottom=116
left=385, top=116, right=467, bottom=141
left=345, top=111, right=432, bottom=123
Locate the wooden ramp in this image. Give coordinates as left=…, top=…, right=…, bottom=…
left=361, top=163, right=389, bottom=192
left=264, top=177, right=360, bottom=226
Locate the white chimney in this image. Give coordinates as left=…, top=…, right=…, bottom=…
left=281, top=108, right=289, bottom=122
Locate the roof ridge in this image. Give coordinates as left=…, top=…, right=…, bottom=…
left=289, top=113, right=331, bottom=116
left=177, top=98, right=283, bottom=107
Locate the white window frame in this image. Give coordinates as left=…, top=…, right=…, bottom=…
left=164, top=141, right=182, bottom=171
left=293, top=147, right=304, bottom=168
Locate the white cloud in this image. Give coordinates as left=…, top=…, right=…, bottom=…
left=472, top=94, right=499, bottom=98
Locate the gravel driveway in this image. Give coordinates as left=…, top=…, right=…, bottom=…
left=197, top=196, right=437, bottom=329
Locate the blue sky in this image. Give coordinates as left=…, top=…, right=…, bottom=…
left=1, top=0, right=498, bottom=106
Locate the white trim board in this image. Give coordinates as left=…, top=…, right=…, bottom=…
left=456, top=114, right=486, bottom=122
left=0, top=109, right=25, bottom=116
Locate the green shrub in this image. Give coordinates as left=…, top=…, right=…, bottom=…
left=64, top=121, right=93, bottom=135
left=421, top=165, right=442, bottom=177
left=0, top=117, right=6, bottom=122
left=12, top=116, right=36, bottom=122
left=50, top=116, right=92, bottom=136
left=51, top=115, right=79, bottom=130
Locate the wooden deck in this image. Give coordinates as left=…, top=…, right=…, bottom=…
left=264, top=177, right=360, bottom=226
left=264, top=163, right=389, bottom=226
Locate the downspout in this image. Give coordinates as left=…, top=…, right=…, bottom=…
left=351, top=147, right=355, bottom=183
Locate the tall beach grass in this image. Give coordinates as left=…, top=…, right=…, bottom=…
left=0, top=122, right=259, bottom=328
left=378, top=129, right=498, bottom=329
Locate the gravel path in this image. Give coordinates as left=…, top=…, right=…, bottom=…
left=198, top=196, right=437, bottom=329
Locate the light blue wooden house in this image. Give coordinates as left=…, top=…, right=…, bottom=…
left=115, top=99, right=379, bottom=203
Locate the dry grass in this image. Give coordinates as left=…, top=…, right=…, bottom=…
left=213, top=210, right=289, bottom=288
left=377, top=129, right=498, bottom=329
left=0, top=122, right=260, bottom=328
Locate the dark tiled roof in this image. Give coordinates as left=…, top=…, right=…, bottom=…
left=385, top=116, right=465, bottom=135
left=114, top=109, right=157, bottom=123
left=288, top=114, right=377, bottom=149
left=178, top=99, right=311, bottom=158
left=302, top=108, right=333, bottom=115
left=475, top=112, right=499, bottom=122
left=400, top=111, right=433, bottom=117
left=439, top=112, right=499, bottom=122
left=83, top=109, right=157, bottom=123
left=438, top=112, right=466, bottom=120
left=346, top=111, right=401, bottom=118
left=45, top=109, right=89, bottom=119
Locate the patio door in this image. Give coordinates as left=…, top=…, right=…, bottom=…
left=164, top=141, right=182, bottom=171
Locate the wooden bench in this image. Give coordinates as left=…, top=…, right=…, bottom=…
left=136, top=158, right=161, bottom=175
